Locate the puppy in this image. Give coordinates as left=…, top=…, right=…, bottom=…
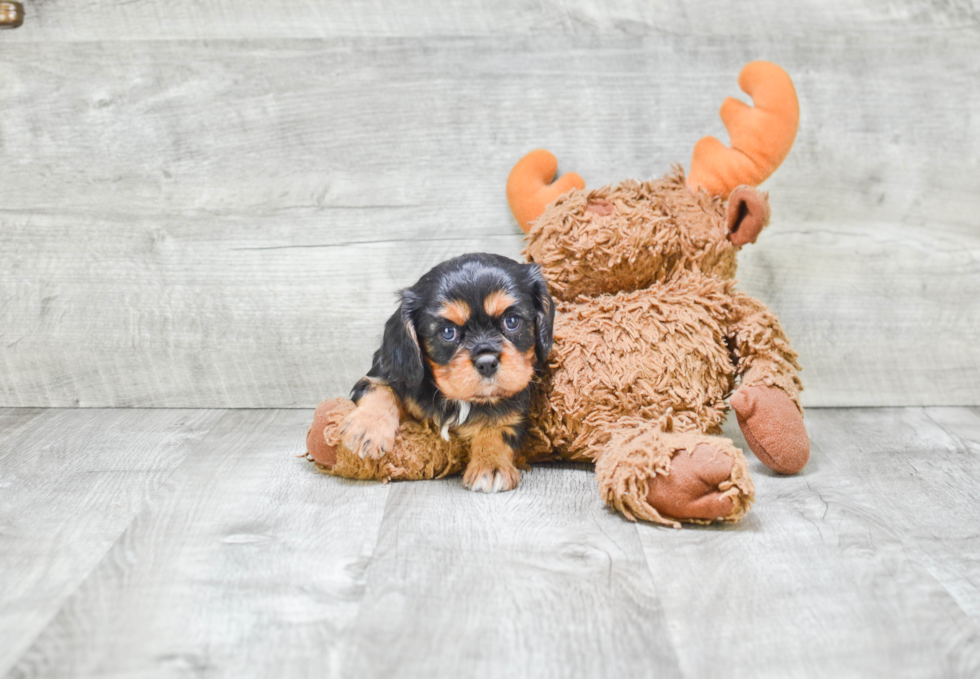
left=340, top=253, right=555, bottom=493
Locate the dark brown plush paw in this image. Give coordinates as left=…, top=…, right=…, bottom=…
left=306, top=398, right=354, bottom=469
left=731, top=385, right=809, bottom=474
left=646, top=443, right=738, bottom=521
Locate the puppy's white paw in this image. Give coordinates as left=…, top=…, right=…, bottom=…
left=462, top=462, right=520, bottom=493
left=339, top=406, right=398, bottom=460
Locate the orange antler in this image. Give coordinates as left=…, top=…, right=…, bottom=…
left=506, top=149, right=585, bottom=233
left=687, top=61, right=799, bottom=198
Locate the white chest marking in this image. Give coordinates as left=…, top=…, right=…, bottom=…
left=441, top=401, right=471, bottom=441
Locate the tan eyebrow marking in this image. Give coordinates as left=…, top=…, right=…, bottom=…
left=438, top=299, right=470, bottom=326
left=484, top=290, right=517, bottom=318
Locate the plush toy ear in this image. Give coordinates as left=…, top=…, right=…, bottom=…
left=726, top=186, right=771, bottom=246
left=377, top=289, right=425, bottom=389
left=525, top=264, right=556, bottom=365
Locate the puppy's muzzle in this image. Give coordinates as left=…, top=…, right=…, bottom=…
left=474, top=352, right=500, bottom=378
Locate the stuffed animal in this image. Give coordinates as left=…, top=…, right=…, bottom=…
left=306, top=61, right=809, bottom=527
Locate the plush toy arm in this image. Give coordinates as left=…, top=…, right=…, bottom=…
left=729, top=293, right=802, bottom=404
left=728, top=293, right=809, bottom=474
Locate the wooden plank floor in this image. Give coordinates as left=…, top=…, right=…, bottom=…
left=2, top=406, right=979, bottom=678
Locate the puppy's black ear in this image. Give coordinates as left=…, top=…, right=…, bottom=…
left=376, top=288, right=425, bottom=389
left=526, top=264, right=555, bottom=365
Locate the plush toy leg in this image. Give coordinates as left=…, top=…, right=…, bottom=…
left=304, top=398, right=467, bottom=482
left=593, top=419, right=755, bottom=528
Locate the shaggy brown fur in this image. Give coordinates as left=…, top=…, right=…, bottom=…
left=525, top=171, right=738, bottom=301
left=596, top=425, right=753, bottom=527
left=307, top=399, right=467, bottom=481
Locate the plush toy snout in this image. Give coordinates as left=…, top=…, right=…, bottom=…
left=726, top=186, right=771, bottom=246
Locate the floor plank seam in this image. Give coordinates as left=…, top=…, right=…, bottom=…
left=1, top=478, right=172, bottom=676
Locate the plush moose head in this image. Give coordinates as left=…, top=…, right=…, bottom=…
left=506, top=61, right=799, bottom=301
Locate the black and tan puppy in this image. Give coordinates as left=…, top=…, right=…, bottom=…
left=340, top=253, right=555, bottom=493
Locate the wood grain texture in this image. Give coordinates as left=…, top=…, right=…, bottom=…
left=636, top=408, right=980, bottom=678
left=3, top=0, right=977, bottom=42
left=3, top=409, right=391, bottom=678
left=805, top=407, right=980, bottom=628
left=2, top=406, right=980, bottom=677
left=1, top=11, right=978, bottom=408
left=339, top=467, right=681, bottom=679
left=0, top=408, right=222, bottom=673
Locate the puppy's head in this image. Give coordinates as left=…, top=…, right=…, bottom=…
left=381, top=253, right=555, bottom=404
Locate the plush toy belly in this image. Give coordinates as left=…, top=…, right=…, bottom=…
left=526, top=272, right=738, bottom=463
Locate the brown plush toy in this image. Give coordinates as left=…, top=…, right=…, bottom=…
left=306, top=61, right=809, bottom=527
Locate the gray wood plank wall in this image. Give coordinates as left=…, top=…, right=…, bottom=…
left=2, top=1, right=978, bottom=408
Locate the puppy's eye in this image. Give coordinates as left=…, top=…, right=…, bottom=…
left=440, top=326, right=458, bottom=342
left=503, top=314, right=521, bottom=331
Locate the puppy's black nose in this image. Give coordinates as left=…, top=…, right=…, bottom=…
left=474, top=353, right=500, bottom=378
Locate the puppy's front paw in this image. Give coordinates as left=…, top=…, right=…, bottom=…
left=462, top=461, right=520, bottom=493
left=339, top=406, right=398, bottom=460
